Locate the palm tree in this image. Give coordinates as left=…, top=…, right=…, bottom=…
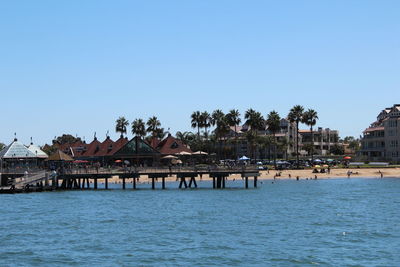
left=200, top=111, right=212, bottom=140
left=146, top=116, right=161, bottom=138
left=211, top=110, right=229, bottom=159
left=115, top=116, right=129, bottom=138
left=211, top=109, right=225, bottom=126
left=288, top=105, right=304, bottom=168
left=266, top=111, right=281, bottom=169
left=302, top=109, right=319, bottom=163
left=226, top=109, right=241, bottom=160
left=244, top=109, right=264, bottom=159
left=191, top=111, right=202, bottom=139
left=131, top=118, right=146, bottom=166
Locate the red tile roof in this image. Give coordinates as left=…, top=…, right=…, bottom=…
left=82, top=138, right=102, bottom=157
left=156, top=135, right=192, bottom=155
left=109, top=137, right=129, bottom=155
left=96, top=137, right=115, bottom=157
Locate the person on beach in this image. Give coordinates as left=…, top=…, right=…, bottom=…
left=379, top=170, right=383, bottom=178
left=347, top=171, right=352, bottom=178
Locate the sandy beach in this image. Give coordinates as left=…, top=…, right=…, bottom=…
left=102, top=168, right=400, bottom=184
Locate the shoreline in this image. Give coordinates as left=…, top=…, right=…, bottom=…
left=101, top=168, right=400, bottom=183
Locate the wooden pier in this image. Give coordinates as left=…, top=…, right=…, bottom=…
left=0, top=168, right=260, bottom=193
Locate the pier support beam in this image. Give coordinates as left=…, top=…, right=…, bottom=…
left=162, top=177, right=165, bottom=189
left=254, top=177, right=257, bottom=188
left=94, top=178, right=98, bottom=189
left=179, top=178, right=188, bottom=189
left=122, top=178, right=126, bottom=189
left=245, top=177, right=249, bottom=189
left=212, top=177, right=216, bottom=188
left=133, top=178, right=136, bottom=189
left=105, top=178, right=108, bottom=189
left=188, top=177, right=197, bottom=188
left=152, top=178, right=155, bottom=190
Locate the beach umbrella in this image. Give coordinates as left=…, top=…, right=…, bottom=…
left=193, top=151, right=208, bottom=155
left=162, top=155, right=178, bottom=159
left=175, top=151, right=192, bottom=156
left=239, top=156, right=250, bottom=161
left=343, top=156, right=352, bottom=160
left=124, top=160, right=130, bottom=165
left=115, top=159, right=122, bottom=163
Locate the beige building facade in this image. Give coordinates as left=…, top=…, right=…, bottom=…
left=361, top=104, right=400, bottom=162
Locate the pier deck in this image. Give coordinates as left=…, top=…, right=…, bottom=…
left=0, top=167, right=260, bottom=193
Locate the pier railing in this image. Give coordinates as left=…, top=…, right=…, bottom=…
left=61, top=166, right=259, bottom=175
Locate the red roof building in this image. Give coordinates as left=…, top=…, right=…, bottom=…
left=156, top=134, right=192, bottom=155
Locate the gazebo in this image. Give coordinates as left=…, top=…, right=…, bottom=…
left=0, top=138, right=37, bottom=171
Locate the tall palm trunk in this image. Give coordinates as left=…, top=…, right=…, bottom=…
left=273, top=133, right=277, bottom=169
left=310, top=125, right=314, bottom=163
left=235, top=125, right=238, bottom=160
left=296, top=121, right=300, bottom=168
left=135, top=137, right=139, bottom=167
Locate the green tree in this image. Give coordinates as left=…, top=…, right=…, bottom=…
left=226, top=109, right=241, bottom=160
left=0, top=142, right=5, bottom=151
left=176, top=131, right=195, bottom=145
left=288, top=105, right=304, bottom=168
left=115, top=116, right=129, bottom=138
left=244, top=109, right=265, bottom=159
left=191, top=111, right=202, bottom=139
left=146, top=116, right=161, bottom=139
left=53, top=134, right=82, bottom=145
left=330, top=144, right=344, bottom=155
left=266, top=111, right=281, bottom=168
left=211, top=110, right=230, bottom=159
left=200, top=111, right=212, bottom=140
left=303, top=143, right=314, bottom=156
left=302, top=109, right=319, bottom=162
left=132, top=118, right=146, bottom=165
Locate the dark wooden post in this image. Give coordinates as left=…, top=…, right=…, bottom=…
left=254, top=176, right=257, bottom=188
left=190, top=177, right=197, bottom=188
left=94, top=178, right=98, bottom=189
left=122, top=178, right=126, bottom=189
left=78, top=178, right=81, bottom=189
left=133, top=177, right=136, bottom=189
left=151, top=178, right=155, bottom=189
left=61, top=179, right=66, bottom=189
left=105, top=178, right=108, bottom=189
left=245, top=177, right=249, bottom=189
left=179, top=178, right=188, bottom=189
left=162, top=177, right=165, bottom=189
left=212, top=177, right=215, bottom=188
left=87, top=178, right=90, bottom=188
left=216, top=177, right=222, bottom=188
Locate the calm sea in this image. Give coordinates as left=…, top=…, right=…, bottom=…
left=1, top=178, right=399, bottom=266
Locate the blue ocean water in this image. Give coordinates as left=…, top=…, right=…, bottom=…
left=1, top=178, right=400, bottom=266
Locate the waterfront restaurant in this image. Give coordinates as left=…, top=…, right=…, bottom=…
left=113, top=136, right=161, bottom=166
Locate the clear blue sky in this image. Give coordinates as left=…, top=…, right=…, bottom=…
left=0, top=0, right=399, bottom=145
